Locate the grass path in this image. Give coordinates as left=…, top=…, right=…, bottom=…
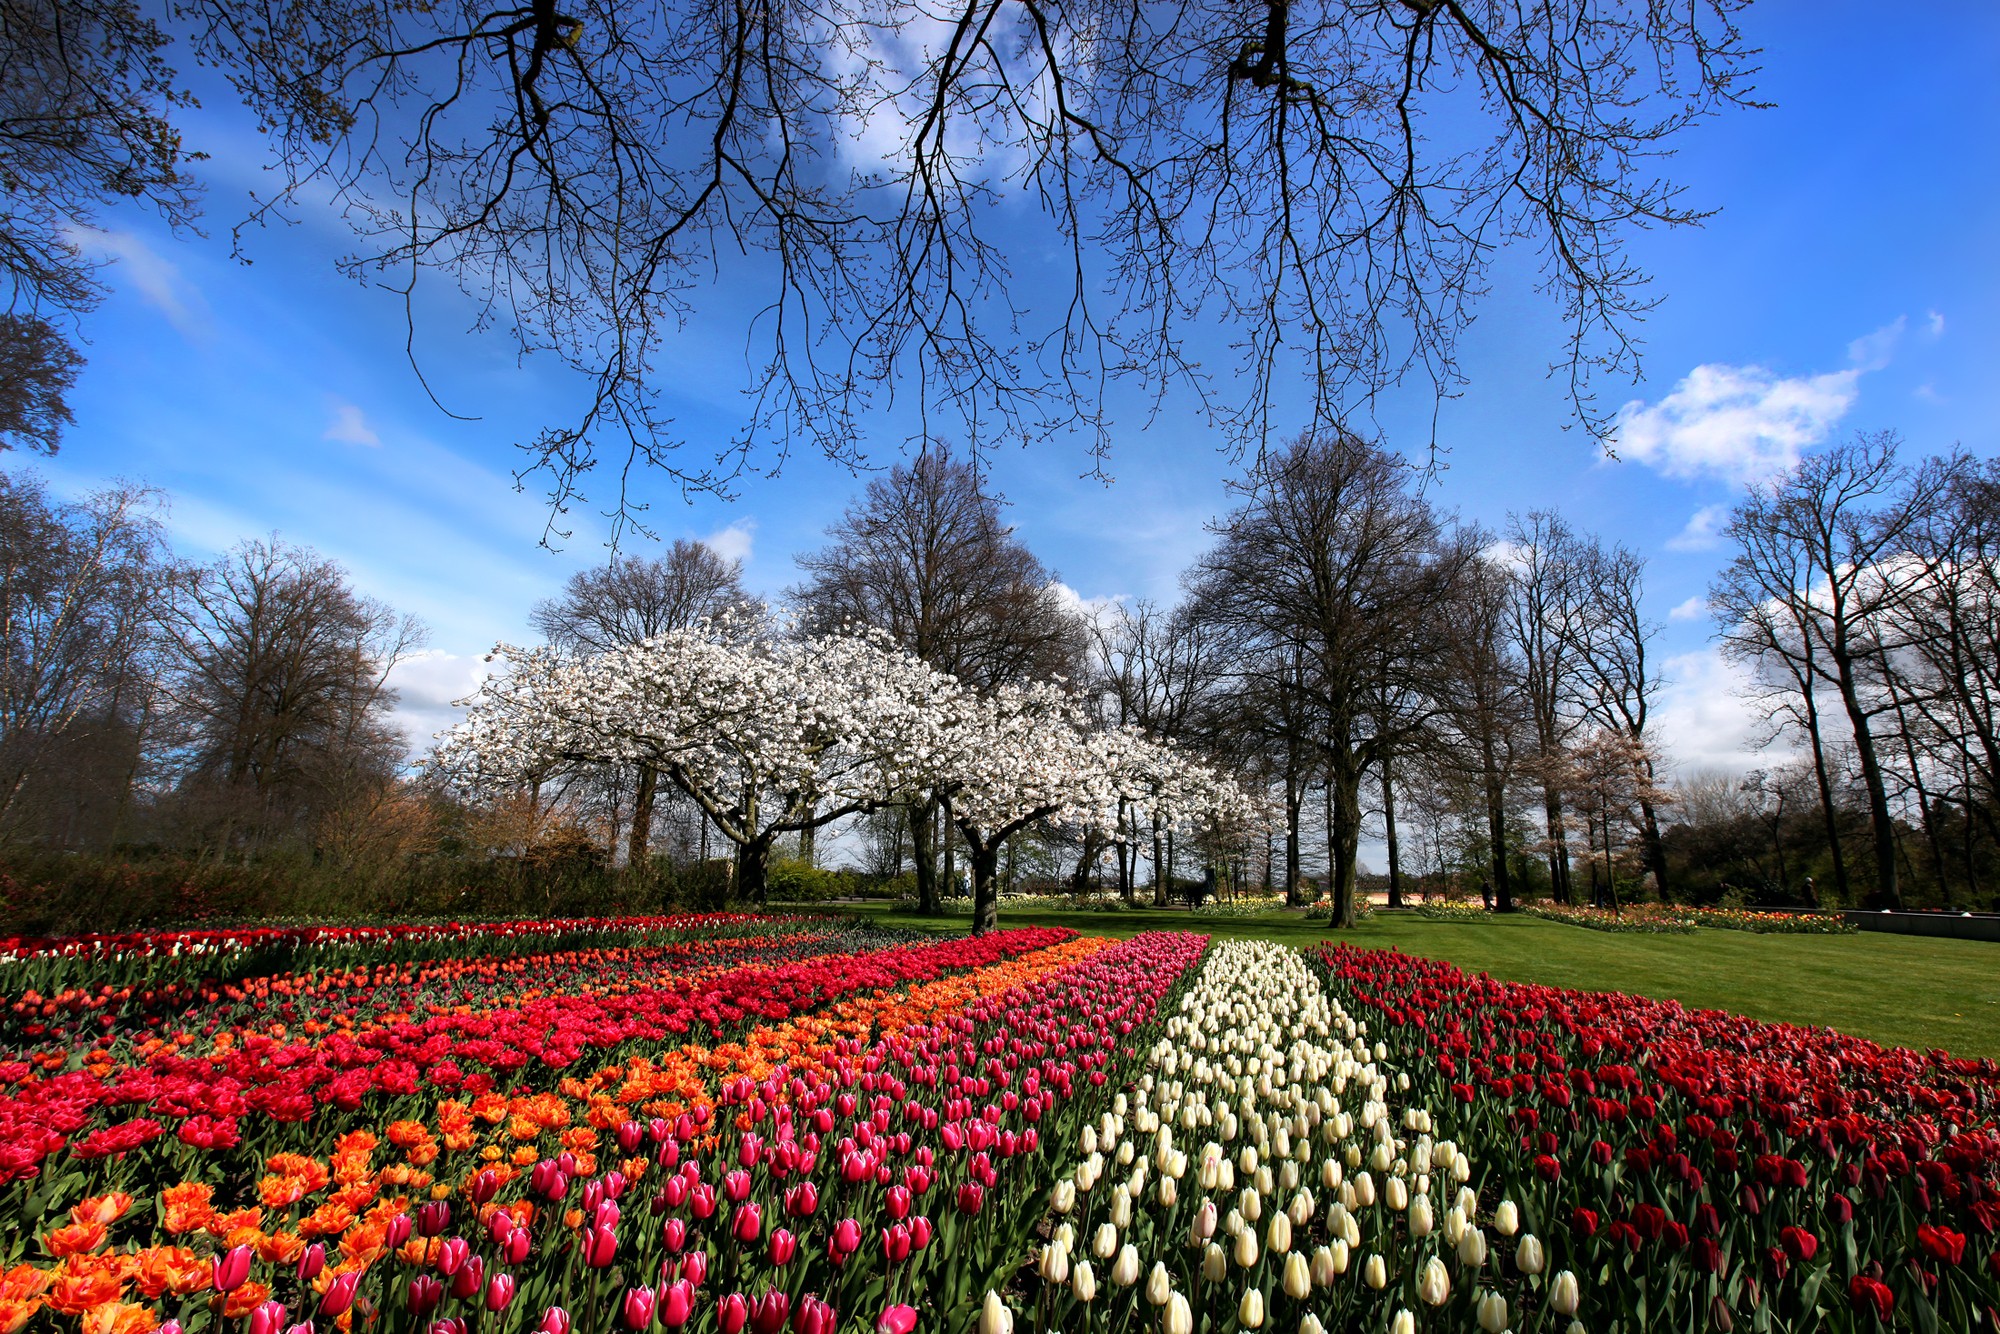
left=819, top=902, right=2000, bottom=1061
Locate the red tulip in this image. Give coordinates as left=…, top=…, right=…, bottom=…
left=768, top=1229, right=797, bottom=1266
left=828, top=1218, right=862, bottom=1264
left=909, top=1216, right=934, bottom=1250
left=486, top=1275, right=518, bottom=1312
left=249, top=1300, right=288, bottom=1334
left=1916, top=1224, right=1965, bottom=1266
left=717, top=1294, right=750, bottom=1334
left=319, top=1272, right=361, bottom=1318
left=437, top=1238, right=470, bottom=1277
left=1848, top=1275, right=1894, bottom=1322
left=537, top=1308, right=572, bottom=1334
left=661, top=1280, right=696, bottom=1330
left=724, top=1170, right=752, bottom=1203
left=955, top=1183, right=984, bottom=1216
left=212, top=1244, right=254, bottom=1294
left=622, top=1286, right=657, bottom=1331
left=503, top=1227, right=533, bottom=1265
left=681, top=1251, right=709, bottom=1287
left=881, top=1224, right=911, bottom=1263
left=1779, top=1227, right=1817, bottom=1264
left=583, top=1225, right=618, bottom=1269
left=750, top=1290, right=789, bottom=1334
left=785, top=1183, right=819, bottom=1218
left=407, top=1277, right=444, bottom=1316
left=417, top=1202, right=451, bottom=1237
left=792, top=1296, right=836, bottom=1334
left=295, top=1245, right=325, bottom=1284
left=876, top=1306, right=918, bottom=1334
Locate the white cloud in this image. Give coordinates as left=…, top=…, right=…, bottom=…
left=1668, top=595, right=1708, bottom=622
left=700, top=518, right=757, bottom=565
left=1051, top=581, right=1124, bottom=632
left=1652, top=648, right=1787, bottom=777
left=386, top=650, right=493, bottom=753
left=1926, top=310, right=1946, bottom=339
left=1664, top=503, right=1731, bottom=553
left=324, top=402, right=381, bottom=447
left=1610, top=318, right=1909, bottom=486
left=67, top=227, right=208, bottom=335
left=1611, top=363, right=1861, bottom=486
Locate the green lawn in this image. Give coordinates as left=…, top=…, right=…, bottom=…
left=821, top=902, right=2000, bottom=1061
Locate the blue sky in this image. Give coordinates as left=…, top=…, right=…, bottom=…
left=28, top=0, right=2000, bottom=805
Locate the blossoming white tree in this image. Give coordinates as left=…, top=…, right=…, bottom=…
left=436, top=617, right=1260, bottom=924
left=432, top=624, right=964, bottom=899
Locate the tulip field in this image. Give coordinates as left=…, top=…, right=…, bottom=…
left=0, top=912, right=1995, bottom=1334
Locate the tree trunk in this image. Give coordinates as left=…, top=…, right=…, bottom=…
left=628, top=764, right=658, bottom=875
left=1284, top=772, right=1304, bottom=906
left=911, top=798, right=940, bottom=913
left=1478, top=730, right=1512, bottom=912
left=1540, top=784, right=1572, bottom=903
left=1799, top=679, right=1853, bottom=903
left=968, top=838, right=1002, bottom=935
left=1381, top=751, right=1404, bottom=909
left=736, top=835, right=772, bottom=905
left=1329, top=764, right=1363, bottom=928
left=1637, top=795, right=1669, bottom=902
left=1152, top=815, right=1168, bottom=907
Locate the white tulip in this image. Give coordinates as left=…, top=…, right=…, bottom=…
left=1145, top=1262, right=1172, bottom=1306
left=1038, top=1243, right=1070, bottom=1284
left=1202, top=1243, right=1228, bottom=1282
left=1233, top=1227, right=1259, bottom=1268
left=1092, top=1222, right=1118, bottom=1260
left=1550, top=1270, right=1581, bottom=1316
left=1050, top=1181, right=1075, bottom=1215
left=1363, top=1254, right=1388, bottom=1290
left=1111, top=1244, right=1140, bottom=1288
left=1191, top=1200, right=1217, bottom=1243
left=1516, top=1234, right=1545, bottom=1276
left=1266, top=1211, right=1292, bottom=1254
left=1457, top=1225, right=1488, bottom=1268
left=1238, top=1291, right=1264, bottom=1330
left=1299, top=1317, right=1326, bottom=1334
left=1493, top=1199, right=1519, bottom=1236
left=1388, top=1312, right=1416, bottom=1334
left=1164, top=1294, right=1192, bottom=1334
left=1417, top=1256, right=1450, bottom=1306
left=1406, top=1193, right=1432, bottom=1238
left=1071, top=1262, right=1097, bottom=1303
left=1477, top=1291, right=1509, bottom=1333
left=979, top=1291, right=1012, bottom=1334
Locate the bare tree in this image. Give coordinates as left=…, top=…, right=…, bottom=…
left=1502, top=511, right=1591, bottom=902
left=1567, top=537, right=1671, bottom=896
left=1433, top=548, right=1528, bottom=909
left=1087, top=598, right=1223, bottom=902
left=792, top=446, right=1084, bottom=910
left=530, top=541, right=757, bottom=869
left=162, top=538, right=426, bottom=856
left=1191, top=431, right=1473, bottom=925
left=0, top=313, right=84, bottom=454
left=0, top=474, right=179, bottom=843
left=1710, top=432, right=1960, bottom=910
left=9, top=0, right=1757, bottom=532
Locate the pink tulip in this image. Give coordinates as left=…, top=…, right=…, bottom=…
left=538, top=1308, right=572, bottom=1334
left=731, top=1202, right=762, bottom=1244
left=785, top=1183, right=819, bottom=1218
left=793, top=1296, right=837, bottom=1334
left=717, top=1294, right=750, bottom=1334
left=295, top=1245, right=325, bottom=1284
left=681, top=1251, right=710, bottom=1287
left=583, top=1224, right=618, bottom=1269
left=876, top=1306, right=918, bottom=1334
left=486, top=1274, right=517, bottom=1312
left=750, top=1290, right=789, bottom=1334
left=318, top=1272, right=361, bottom=1318
left=417, top=1202, right=451, bottom=1237
left=768, top=1229, right=797, bottom=1266
left=661, top=1280, right=696, bottom=1330
left=828, top=1219, right=862, bottom=1264
left=621, top=1286, right=657, bottom=1331
left=407, top=1276, right=444, bottom=1316
left=248, top=1300, right=288, bottom=1334
left=212, top=1245, right=254, bottom=1294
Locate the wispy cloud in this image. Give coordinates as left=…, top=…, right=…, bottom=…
left=324, top=402, right=381, bottom=447
left=1653, top=648, right=1784, bottom=776
left=1610, top=319, right=1908, bottom=486
left=67, top=227, right=209, bottom=336
left=1665, top=503, right=1731, bottom=553
left=1668, top=595, right=1708, bottom=622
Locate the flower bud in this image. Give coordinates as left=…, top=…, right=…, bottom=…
left=1550, top=1270, right=1582, bottom=1315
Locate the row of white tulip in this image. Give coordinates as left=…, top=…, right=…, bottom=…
left=983, top=940, right=1588, bottom=1334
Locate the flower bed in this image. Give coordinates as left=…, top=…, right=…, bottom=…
left=1318, top=944, right=2000, bottom=1333
left=1520, top=902, right=1697, bottom=934
left=0, top=923, right=1212, bottom=1334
